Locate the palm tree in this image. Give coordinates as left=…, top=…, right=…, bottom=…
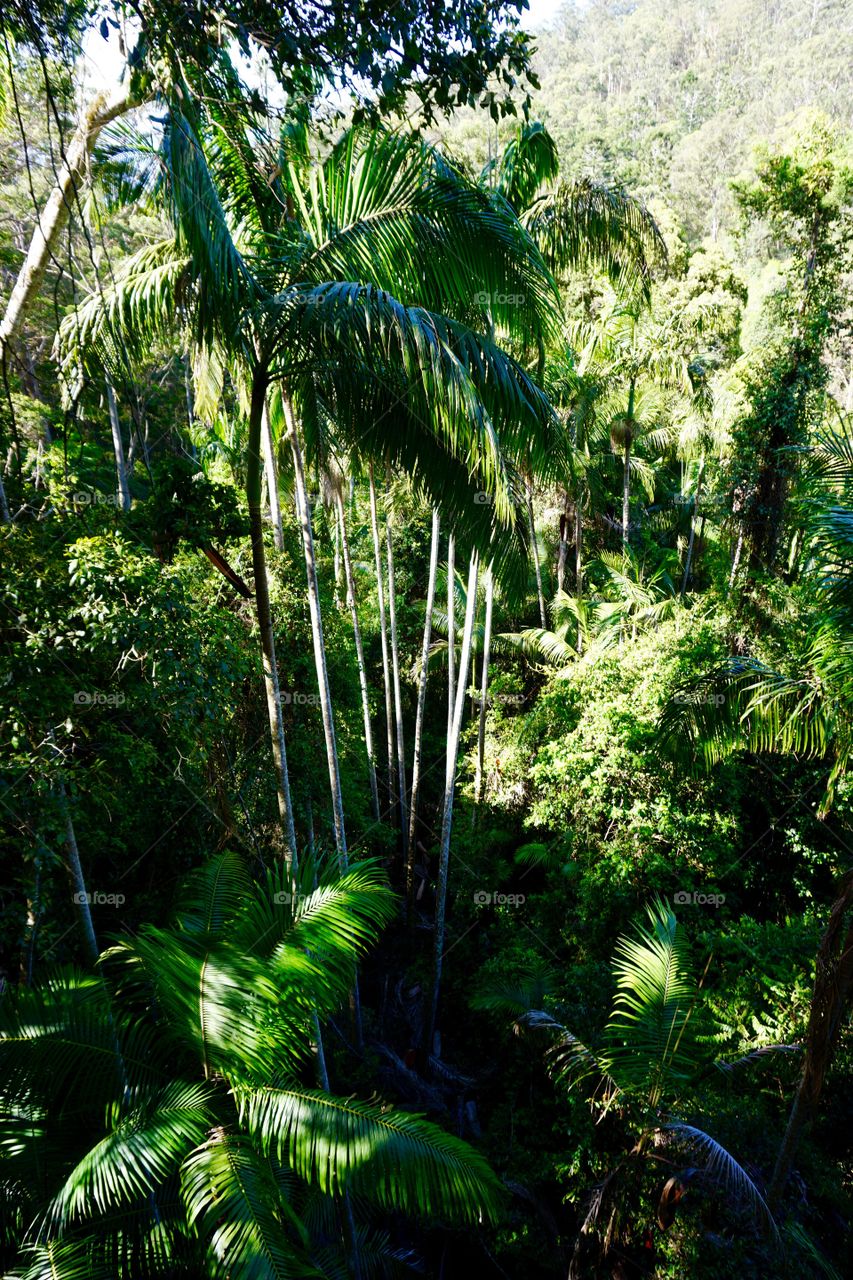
left=0, top=852, right=504, bottom=1279
left=58, top=96, right=563, bottom=863
left=482, top=901, right=780, bottom=1274
left=407, top=505, right=441, bottom=910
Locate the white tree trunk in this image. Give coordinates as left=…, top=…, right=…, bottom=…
left=446, top=532, right=456, bottom=741
left=474, top=567, right=494, bottom=808
left=0, top=87, right=135, bottom=360
left=385, top=475, right=408, bottom=855
left=247, top=372, right=297, bottom=868
left=426, top=550, right=479, bottom=1054
left=369, top=464, right=396, bottom=816
left=261, top=402, right=284, bottom=551
left=407, top=507, right=440, bottom=905
left=527, top=478, right=546, bottom=627
left=105, top=380, right=131, bottom=512
left=285, top=399, right=347, bottom=861
left=336, top=490, right=380, bottom=822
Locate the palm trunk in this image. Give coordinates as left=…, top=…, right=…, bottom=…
left=446, top=533, right=456, bottom=742
left=284, top=398, right=347, bottom=861
left=261, top=402, right=284, bottom=552
left=556, top=491, right=571, bottom=593
left=47, top=728, right=98, bottom=964
left=623, top=379, right=636, bottom=553
left=575, top=496, right=584, bottom=654
left=526, top=477, right=547, bottom=628
left=767, top=869, right=853, bottom=1210
left=0, top=86, right=136, bottom=359
left=336, top=490, right=380, bottom=822
left=680, top=487, right=701, bottom=600
left=247, top=367, right=297, bottom=867
left=0, top=473, right=10, bottom=523
left=384, top=473, right=408, bottom=856
left=729, top=523, right=745, bottom=590
left=474, top=566, right=494, bottom=809
left=622, top=442, right=631, bottom=551
left=407, top=507, right=440, bottom=911
left=369, top=464, right=396, bottom=815
left=105, top=380, right=131, bottom=512
left=425, top=551, right=480, bottom=1056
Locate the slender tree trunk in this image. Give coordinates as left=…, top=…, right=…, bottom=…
left=556, top=491, right=571, bottom=593
left=369, top=464, right=396, bottom=815
left=407, top=507, right=440, bottom=911
left=446, top=533, right=456, bottom=742
left=763, top=870, right=850, bottom=1208
left=0, top=472, right=10, bottom=523
left=284, top=398, right=347, bottom=861
left=425, top=551, right=480, bottom=1057
left=247, top=367, right=297, bottom=867
left=527, top=477, right=547, bottom=628
left=474, top=566, right=494, bottom=809
left=729, top=524, right=745, bottom=590
left=622, top=379, right=636, bottom=553
left=768, top=869, right=853, bottom=1210
left=336, top=490, right=380, bottom=822
left=575, top=496, right=584, bottom=654
left=0, top=87, right=135, bottom=360
left=681, top=485, right=701, bottom=600
left=384, top=473, right=408, bottom=856
left=105, top=380, right=131, bottom=512
left=261, top=402, right=284, bottom=552
left=47, top=728, right=98, bottom=964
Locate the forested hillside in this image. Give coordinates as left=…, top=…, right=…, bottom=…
left=534, top=0, right=853, bottom=241
left=0, top=1, right=852, bottom=1278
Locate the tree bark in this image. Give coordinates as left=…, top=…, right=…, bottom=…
left=425, top=551, right=480, bottom=1056
left=284, top=398, right=348, bottom=862
left=527, top=477, right=547, bottom=628
left=575, top=495, right=584, bottom=654
left=767, top=869, right=853, bottom=1210
left=105, top=380, right=131, bottom=512
left=385, top=473, right=408, bottom=857
left=407, top=507, right=440, bottom=911
left=247, top=368, right=297, bottom=867
left=0, top=86, right=135, bottom=361
left=369, top=464, right=396, bottom=815
left=474, top=566, right=494, bottom=809
left=261, top=401, right=284, bottom=552
left=680, top=486, right=701, bottom=600
left=622, top=378, right=636, bottom=553
left=556, top=491, right=571, bottom=593
left=47, top=728, right=98, bottom=965
left=336, top=490, right=380, bottom=822
left=446, top=532, right=456, bottom=743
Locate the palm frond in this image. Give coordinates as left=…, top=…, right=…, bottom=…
left=240, top=1087, right=504, bottom=1225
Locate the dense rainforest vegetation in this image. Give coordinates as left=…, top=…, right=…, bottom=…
left=1, top=0, right=852, bottom=1275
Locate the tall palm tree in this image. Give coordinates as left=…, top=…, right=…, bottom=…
left=59, top=93, right=563, bottom=861
left=0, top=852, right=504, bottom=1279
